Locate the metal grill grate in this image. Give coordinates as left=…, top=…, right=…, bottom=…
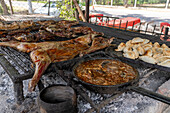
left=0, top=47, right=33, bottom=82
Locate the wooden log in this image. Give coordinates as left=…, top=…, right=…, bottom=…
left=48, top=0, right=50, bottom=15
left=9, top=0, right=14, bottom=14
left=27, top=0, right=33, bottom=14
left=165, top=0, right=169, bottom=9
left=0, top=0, right=9, bottom=15
left=73, top=0, right=87, bottom=22
left=85, top=0, right=89, bottom=22
left=75, top=8, right=80, bottom=21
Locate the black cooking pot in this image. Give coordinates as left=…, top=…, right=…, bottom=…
left=72, top=58, right=170, bottom=105
left=37, top=84, right=77, bottom=113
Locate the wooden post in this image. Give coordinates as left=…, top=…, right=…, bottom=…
left=27, top=0, right=33, bottom=14
left=9, top=0, right=14, bottom=14
left=111, top=0, right=113, bottom=6
left=85, top=0, right=89, bottom=22
left=75, top=8, right=79, bottom=21
left=73, top=0, right=87, bottom=22
left=134, top=0, right=137, bottom=7
left=165, top=0, right=169, bottom=9
left=48, top=0, right=50, bottom=15
left=0, top=0, right=9, bottom=15
left=103, top=0, right=106, bottom=5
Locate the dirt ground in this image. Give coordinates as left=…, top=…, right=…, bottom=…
left=0, top=14, right=58, bottom=21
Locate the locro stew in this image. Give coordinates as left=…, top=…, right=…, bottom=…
left=75, top=59, right=137, bottom=85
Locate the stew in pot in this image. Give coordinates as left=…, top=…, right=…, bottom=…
left=75, top=59, right=137, bottom=85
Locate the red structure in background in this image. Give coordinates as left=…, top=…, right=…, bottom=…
left=89, top=13, right=104, bottom=23
left=87, top=14, right=141, bottom=30
left=160, top=22, right=170, bottom=28
left=160, top=22, right=170, bottom=41
left=98, top=17, right=141, bottom=28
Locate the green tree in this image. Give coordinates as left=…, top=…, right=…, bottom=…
left=0, top=0, right=9, bottom=15
left=56, top=0, right=76, bottom=20
left=0, top=5, right=3, bottom=14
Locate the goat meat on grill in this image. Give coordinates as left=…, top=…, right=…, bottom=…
left=36, top=20, right=79, bottom=28
left=0, top=20, right=36, bottom=30
left=68, top=26, right=104, bottom=36
left=0, top=34, right=114, bottom=92
left=34, top=30, right=56, bottom=41
left=46, top=26, right=103, bottom=38
left=0, top=21, right=19, bottom=30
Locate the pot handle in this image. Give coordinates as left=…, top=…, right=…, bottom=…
left=130, top=86, right=170, bottom=105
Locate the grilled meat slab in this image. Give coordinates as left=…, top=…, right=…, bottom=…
left=0, top=20, right=102, bottom=42
left=0, top=34, right=114, bottom=91
left=36, top=20, right=79, bottom=28
left=46, top=26, right=103, bottom=38
left=0, top=20, right=35, bottom=30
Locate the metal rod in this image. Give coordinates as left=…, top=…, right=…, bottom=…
left=145, top=23, right=149, bottom=34
left=165, top=27, right=169, bottom=36
left=113, top=18, right=116, bottom=27
left=161, top=26, right=164, bottom=35
left=119, top=20, right=122, bottom=29
left=125, top=21, right=128, bottom=30
left=132, top=21, right=135, bottom=31
left=152, top=25, right=156, bottom=35
left=107, top=17, right=109, bottom=27
left=138, top=22, right=142, bottom=32
left=131, top=86, right=170, bottom=105
left=95, top=16, right=97, bottom=25
left=164, top=27, right=169, bottom=40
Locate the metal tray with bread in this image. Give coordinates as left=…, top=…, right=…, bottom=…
left=106, top=37, right=170, bottom=72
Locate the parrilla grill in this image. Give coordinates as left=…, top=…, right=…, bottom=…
left=0, top=20, right=170, bottom=110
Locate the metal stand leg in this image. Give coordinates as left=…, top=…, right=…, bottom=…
left=13, top=81, right=24, bottom=105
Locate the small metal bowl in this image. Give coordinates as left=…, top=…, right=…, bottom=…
left=37, top=84, right=77, bottom=113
